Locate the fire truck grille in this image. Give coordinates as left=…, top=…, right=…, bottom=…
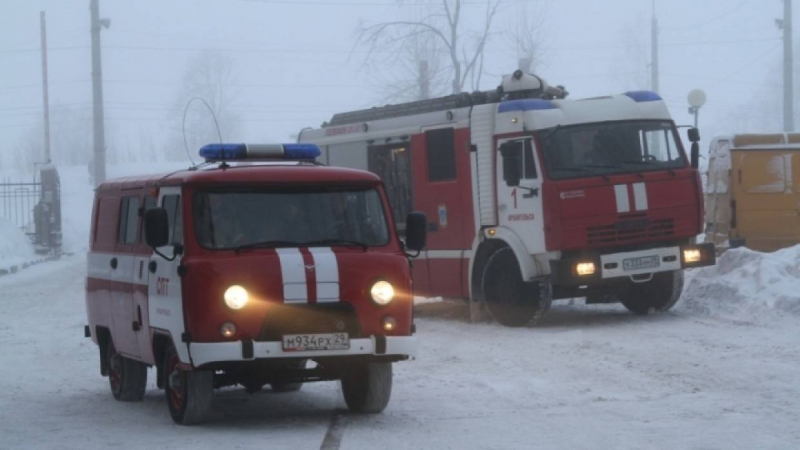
left=257, top=303, right=363, bottom=342
left=587, top=216, right=675, bottom=245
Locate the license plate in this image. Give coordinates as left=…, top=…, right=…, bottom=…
left=282, top=333, right=349, bottom=352
left=622, top=255, right=660, bottom=271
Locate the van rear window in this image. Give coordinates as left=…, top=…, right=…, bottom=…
left=118, top=197, right=140, bottom=245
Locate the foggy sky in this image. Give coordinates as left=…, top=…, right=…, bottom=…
left=0, top=0, right=792, bottom=168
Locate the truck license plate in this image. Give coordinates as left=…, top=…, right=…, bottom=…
left=282, top=333, right=349, bottom=352
left=622, top=255, right=660, bottom=271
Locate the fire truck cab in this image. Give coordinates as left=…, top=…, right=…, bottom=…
left=84, top=143, right=426, bottom=424
left=299, top=71, right=716, bottom=327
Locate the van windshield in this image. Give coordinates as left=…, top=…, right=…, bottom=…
left=193, top=186, right=390, bottom=250
left=538, top=120, right=686, bottom=180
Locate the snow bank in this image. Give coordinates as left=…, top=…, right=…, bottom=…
left=0, top=219, right=37, bottom=269
left=680, top=246, right=800, bottom=321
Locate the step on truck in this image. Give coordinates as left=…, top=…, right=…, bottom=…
left=84, top=143, right=427, bottom=424
left=298, top=71, right=716, bottom=327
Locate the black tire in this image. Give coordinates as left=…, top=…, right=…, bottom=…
left=341, top=362, right=392, bottom=414
left=164, top=343, right=213, bottom=425
left=270, top=359, right=306, bottom=393
left=482, top=247, right=551, bottom=327
left=619, top=270, right=684, bottom=315
left=107, top=340, right=147, bottom=402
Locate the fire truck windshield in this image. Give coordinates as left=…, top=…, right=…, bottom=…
left=538, top=120, right=686, bottom=180
left=193, top=186, right=390, bottom=250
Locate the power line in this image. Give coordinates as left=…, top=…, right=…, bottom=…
left=661, top=0, right=754, bottom=31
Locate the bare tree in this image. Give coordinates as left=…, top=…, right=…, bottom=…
left=609, top=15, right=650, bottom=92
left=356, top=0, right=501, bottom=98
left=506, top=0, right=550, bottom=74
left=169, top=50, right=240, bottom=161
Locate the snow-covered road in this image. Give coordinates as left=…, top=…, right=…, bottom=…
left=1, top=257, right=798, bottom=450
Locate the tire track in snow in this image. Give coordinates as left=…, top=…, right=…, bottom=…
left=319, top=409, right=348, bottom=450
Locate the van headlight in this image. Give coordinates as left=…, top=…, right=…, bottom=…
left=224, top=285, right=249, bottom=310
left=370, top=281, right=395, bottom=305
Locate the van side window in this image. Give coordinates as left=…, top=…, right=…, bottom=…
left=140, top=196, right=157, bottom=243
left=426, top=128, right=456, bottom=181
left=162, top=195, right=182, bottom=245
left=117, top=196, right=140, bottom=245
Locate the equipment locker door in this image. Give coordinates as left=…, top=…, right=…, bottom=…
left=412, top=126, right=475, bottom=298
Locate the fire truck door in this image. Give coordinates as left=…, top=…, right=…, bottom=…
left=496, top=138, right=546, bottom=254
left=413, top=127, right=472, bottom=298
left=111, top=195, right=142, bottom=359
left=148, top=188, right=191, bottom=364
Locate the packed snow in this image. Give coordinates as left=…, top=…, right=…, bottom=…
left=0, top=164, right=798, bottom=449
left=0, top=218, right=37, bottom=270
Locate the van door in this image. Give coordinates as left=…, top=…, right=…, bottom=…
left=412, top=127, right=475, bottom=298
left=111, top=194, right=142, bottom=359
left=148, top=188, right=190, bottom=364
left=132, top=194, right=157, bottom=365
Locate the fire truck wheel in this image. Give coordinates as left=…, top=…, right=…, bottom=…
left=164, top=344, right=213, bottom=425
left=482, top=247, right=551, bottom=327
left=106, top=340, right=147, bottom=402
left=340, top=362, right=392, bottom=414
left=270, top=359, right=307, bottom=392
left=619, top=270, right=684, bottom=315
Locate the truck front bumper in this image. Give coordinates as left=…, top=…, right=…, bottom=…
left=189, top=335, right=417, bottom=368
left=550, top=243, right=716, bottom=286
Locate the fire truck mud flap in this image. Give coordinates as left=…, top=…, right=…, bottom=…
left=188, top=336, right=417, bottom=368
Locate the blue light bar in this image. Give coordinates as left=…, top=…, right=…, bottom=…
left=624, top=91, right=662, bottom=103
left=199, top=143, right=321, bottom=162
left=498, top=99, right=557, bottom=113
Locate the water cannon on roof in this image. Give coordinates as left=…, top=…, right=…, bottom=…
left=498, top=70, right=568, bottom=101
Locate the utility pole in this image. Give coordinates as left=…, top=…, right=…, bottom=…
left=90, top=0, right=109, bottom=186
left=419, top=60, right=430, bottom=100
left=40, top=12, right=51, bottom=164
left=651, top=0, right=660, bottom=93
left=782, top=0, right=794, bottom=131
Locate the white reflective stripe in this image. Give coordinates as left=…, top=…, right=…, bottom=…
left=415, top=250, right=472, bottom=260
left=276, top=248, right=307, bottom=304
left=86, top=252, right=149, bottom=286
left=614, top=185, right=630, bottom=213
left=309, top=247, right=340, bottom=303
left=632, top=182, right=648, bottom=211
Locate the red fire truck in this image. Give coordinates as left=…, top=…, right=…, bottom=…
left=84, top=143, right=427, bottom=424
left=299, top=71, right=716, bottom=327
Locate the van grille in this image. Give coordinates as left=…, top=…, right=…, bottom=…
left=587, top=215, right=675, bottom=245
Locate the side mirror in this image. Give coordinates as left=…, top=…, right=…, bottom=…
left=687, top=127, right=700, bottom=143
left=404, top=211, right=428, bottom=252
left=144, top=207, right=169, bottom=248
left=499, top=143, right=522, bottom=187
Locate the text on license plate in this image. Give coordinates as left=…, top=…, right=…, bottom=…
left=282, top=333, right=350, bottom=352
left=622, top=255, right=660, bottom=271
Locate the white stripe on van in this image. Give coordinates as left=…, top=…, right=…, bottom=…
left=276, top=248, right=308, bottom=304
left=614, top=185, right=630, bottom=213
left=632, top=182, right=648, bottom=211
left=309, top=247, right=340, bottom=303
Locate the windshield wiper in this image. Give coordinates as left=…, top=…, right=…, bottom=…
left=234, top=240, right=302, bottom=253
left=301, top=238, right=369, bottom=251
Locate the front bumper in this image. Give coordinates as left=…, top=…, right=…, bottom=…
left=189, top=335, right=417, bottom=368
left=551, top=243, right=716, bottom=286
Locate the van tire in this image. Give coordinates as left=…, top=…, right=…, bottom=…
left=482, top=247, right=551, bottom=327
left=341, top=362, right=392, bottom=414
left=107, top=340, right=147, bottom=402
left=164, top=344, right=213, bottom=425
left=619, top=270, right=684, bottom=315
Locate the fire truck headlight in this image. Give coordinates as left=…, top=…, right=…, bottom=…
left=370, top=281, right=395, bottom=305
left=575, top=262, right=596, bottom=276
left=224, top=285, right=249, bottom=310
left=683, top=249, right=702, bottom=264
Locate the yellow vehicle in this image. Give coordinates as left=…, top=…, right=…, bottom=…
left=705, top=133, right=800, bottom=252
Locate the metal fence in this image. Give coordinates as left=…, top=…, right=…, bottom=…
left=0, top=167, right=62, bottom=255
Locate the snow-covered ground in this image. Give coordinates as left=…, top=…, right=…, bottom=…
left=0, top=164, right=798, bottom=449
left=0, top=218, right=37, bottom=269
left=1, top=252, right=798, bottom=450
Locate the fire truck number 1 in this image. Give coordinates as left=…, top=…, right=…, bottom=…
left=156, top=277, right=170, bottom=296
left=511, top=188, right=518, bottom=209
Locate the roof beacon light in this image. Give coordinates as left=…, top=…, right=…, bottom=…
left=199, top=143, right=321, bottom=162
